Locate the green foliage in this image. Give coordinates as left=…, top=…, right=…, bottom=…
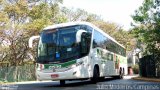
left=132, top=0, right=160, bottom=55
left=61, top=7, right=102, bottom=22
left=132, top=64, right=139, bottom=74
left=29, top=3, right=47, bottom=20
left=0, top=0, right=65, bottom=66
left=0, top=12, right=9, bottom=30
left=3, top=0, right=29, bottom=21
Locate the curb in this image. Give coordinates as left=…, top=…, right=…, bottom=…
left=132, top=77, right=160, bottom=82
left=0, top=81, right=38, bottom=85
left=0, top=80, right=55, bottom=85
left=123, top=75, right=139, bottom=79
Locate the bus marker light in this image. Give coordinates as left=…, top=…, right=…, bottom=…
left=39, top=64, right=44, bottom=71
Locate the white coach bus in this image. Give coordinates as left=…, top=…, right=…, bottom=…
left=29, top=22, right=127, bottom=85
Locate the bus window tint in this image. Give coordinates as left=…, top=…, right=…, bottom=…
left=93, top=29, right=126, bottom=57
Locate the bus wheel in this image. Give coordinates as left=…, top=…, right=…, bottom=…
left=99, top=77, right=105, bottom=81
left=91, top=66, right=99, bottom=83
left=118, top=67, right=124, bottom=79
left=60, top=80, right=65, bottom=86
left=120, top=74, right=123, bottom=79
left=116, top=70, right=123, bottom=79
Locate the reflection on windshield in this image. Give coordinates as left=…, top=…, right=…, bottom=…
left=38, top=25, right=83, bottom=64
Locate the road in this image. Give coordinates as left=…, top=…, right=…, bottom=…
left=2, top=77, right=160, bottom=90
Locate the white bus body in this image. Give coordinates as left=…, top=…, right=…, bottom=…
left=29, top=22, right=127, bottom=85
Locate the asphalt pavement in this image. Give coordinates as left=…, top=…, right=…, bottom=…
left=1, top=75, right=160, bottom=90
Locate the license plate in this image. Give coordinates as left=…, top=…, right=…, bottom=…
left=51, top=74, right=59, bottom=78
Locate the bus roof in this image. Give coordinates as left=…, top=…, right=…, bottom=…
left=43, top=22, right=125, bottom=49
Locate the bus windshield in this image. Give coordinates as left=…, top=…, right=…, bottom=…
left=37, top=25, right=89, bottom=64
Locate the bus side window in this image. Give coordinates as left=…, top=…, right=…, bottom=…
left=93, top=30, right=100, bottom=48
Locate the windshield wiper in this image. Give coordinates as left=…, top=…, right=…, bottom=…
left=48, top=61, right=60, bottom=64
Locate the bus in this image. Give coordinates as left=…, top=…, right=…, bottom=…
left=29, top=22, right=127, bottom=85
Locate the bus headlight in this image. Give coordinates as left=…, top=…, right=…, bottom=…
left=69, top=61, right=84, bottom=68
left=37, top=64, right=44, bottom=71
left=76, top=61, right=84, bottom=66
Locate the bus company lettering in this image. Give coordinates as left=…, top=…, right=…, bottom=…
left=49, top=65, right=62, bottom=70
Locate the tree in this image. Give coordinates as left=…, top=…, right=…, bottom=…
left=131, top=0, right=160, bottom=78
left=0, top=0, right=64, bottom=66
left=131, top=0, right=160, bottom=55
left=61, top=7, right=102, bottom=22
left=0, top=0, right=30, bottom=65
left=26, top=0, right=66, bottom=35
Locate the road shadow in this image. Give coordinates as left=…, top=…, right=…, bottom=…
left=44, top=77, right=117, bottom=88
left=16, top=77, right=120, bottom=90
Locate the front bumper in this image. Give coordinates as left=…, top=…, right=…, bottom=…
left=36, top=65, right=87, bottom=81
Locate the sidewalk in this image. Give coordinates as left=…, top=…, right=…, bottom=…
left=0, top=80, right=55, bottom=85
left=132, top=77, right=160, bottom=82
left=123, top=74, right=139, bottom=79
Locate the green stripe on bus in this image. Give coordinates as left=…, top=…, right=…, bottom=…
left=44, top=60, right=76, bottom=69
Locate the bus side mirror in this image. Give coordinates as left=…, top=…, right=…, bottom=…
left=76, top=30, right=91, bottom=54
left=29, top=36, right=40, bottom=48
left=76, top=30, right=87, bottom=43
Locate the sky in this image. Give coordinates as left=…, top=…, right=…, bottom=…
left=63, top=0, right=144, bottom=30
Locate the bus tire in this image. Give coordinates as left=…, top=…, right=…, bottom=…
left=99, top=77, right=105, bottom=81
left=60, top=80, right=65, bottom=86
left=116, top=75, right=123, bottom=79
left=119, top=67, right=123, bottom=79
left=112, top=75, right=122, bottom=79
left=119, top=68, right=123, bottom=79
left=91, top=66, right=99, bottom=83
left=114, top=70, right=123, bottom=79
